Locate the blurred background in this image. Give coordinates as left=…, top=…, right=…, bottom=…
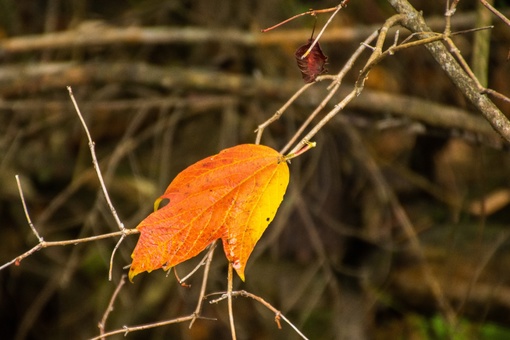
left=1, top=0, right=510, bottom=339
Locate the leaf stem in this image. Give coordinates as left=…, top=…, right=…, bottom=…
left=227, top=262, right=237, bottom=340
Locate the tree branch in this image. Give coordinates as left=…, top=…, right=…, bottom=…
left=387, top=0, right=510, bottom=143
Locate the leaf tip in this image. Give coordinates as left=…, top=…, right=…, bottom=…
left=128, top=269, right=135, bottom=283
left=232, top=260, right=246, bottom=282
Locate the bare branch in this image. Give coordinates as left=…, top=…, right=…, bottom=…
left=388, top=0, right=510, bottom=143
left=88, top=314, right=216, bottom=340
left=479, top=0, right=510, bottom=26
left=299, top=5, right=343, bottom=59
left=15, top=174, right=43, bottom=243
left=98, top=275, right=127, bottom=338
left=0, top=229, right=139, bottom=271
left=261, top=6, right=342, bottom=33
left=281, top=30, right=379, bottom=155
left=189, top=241, right=217, bottom=328
left=227, top=262, right=237, bottom=340
left=67, top=86, right=125, bottom=232
left=209, top=290, right=309, bottom=340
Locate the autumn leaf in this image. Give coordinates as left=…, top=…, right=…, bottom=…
left=295, top=38, right=328, bottom=83
left=129, top=144, right=289, bottom=282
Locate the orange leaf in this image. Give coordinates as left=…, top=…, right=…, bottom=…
left=129, top=144, right=289, bottom=282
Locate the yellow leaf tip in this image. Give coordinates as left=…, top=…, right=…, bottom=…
left=128, top=270, right=135, bottom=283
left=233, top=260, right=245, bottom=281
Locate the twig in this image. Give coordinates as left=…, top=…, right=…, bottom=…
left=482, top=88, right=510, bottom=104
left=15, top=175, right=43, bottom=243
left=284, top=141, right=317, bottom=161
left=88, top=314, right=216, bottom=340
left=479, top=0, right=510, bottom=26
left=67, top=86, right=125, bottom=232
left=0, top=229, right=139, bottom=271
left=68, top=86, right=131, bottom=281
left=98, top=275, right=127, bottom=339
left=261, top=6, right=341, bottom=33
left=227, top=262, right=237, bottom=340
left=280, top=30, right=379, bottom=155
left=90, top=243, right=218, bottom=339
left=299, top=5, right=343, bottom=60
left=178, top=242, right=216, bottom=285
left=388, top=0, right=510, bottom=143
left=287, top=88, right=357, bottom=156
left=254, top=82, right=314, bottom=145
left=209, top=290, right=309, bottom=340
left=189, top=241, right=217, bottom=328
left=108, top=235, right=126, bottom=281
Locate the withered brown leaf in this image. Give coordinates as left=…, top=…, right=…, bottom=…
left=295, top=39, right=328, bottom=83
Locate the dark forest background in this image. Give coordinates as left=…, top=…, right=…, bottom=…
left=1, top=1, right=510, bottom=339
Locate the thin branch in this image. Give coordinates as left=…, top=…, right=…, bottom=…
left=479, top=0, right=510, bottom=26
left=284, top=141, right=317, bottom=161
left=94, top=244, right=218, bottom=340
left=287, top=88, right=357, bottom=156
left=108, top=235, right=126, bottom=281
left=67, top=86, right=125, bottom=232
left=15, top=174, right=43, bottom=243
left=261, top=6, right=341, bottom=33
left=98, top=275, right=127, bottom=339
left=88, top=315, right=216, bottom=340
left=280, top=30, right=379, bottom=155
left=285, top=15, right=406, bottom=156
left=209, top=290, right=309, bottom=340
left=227, top=262, right=237, bottom=340
left=254, top=82, right=313, bottom=145
left=388, top=0, right=510, bottom=143
left=0, top=229, right=139, bottom=271
left=177, top=243, right=215, bottom=285
left=300, top=5, right=343, bottom=59
left=189, top=241, right=217, bottom=328
left=68, top=86, right=132, bottom=280
left=483, top=88, right=510, bottom=104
